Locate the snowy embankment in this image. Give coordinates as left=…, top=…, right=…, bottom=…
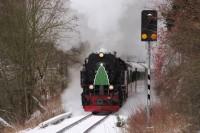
left=0, top=117, right=13, bottom=128
left=20, top=80, right=158, bottom=133
left=19, top=112, right=72, bottom=133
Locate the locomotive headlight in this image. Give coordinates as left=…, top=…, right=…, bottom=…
left=109, top=85, right=114, bottom=90
left=99, top=52, right=104, bottom=58
left=89, top=85, right=94, bottom=90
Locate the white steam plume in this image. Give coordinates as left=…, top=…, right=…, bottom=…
left=71, top=0, right=133, bottom=34
left=61, top=0, right=162, bottom=115
left=61, top=66, right=86, bottom=116
left=70, top=0, right=155, bottom=60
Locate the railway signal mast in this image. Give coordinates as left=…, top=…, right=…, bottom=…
left=141, top=10, right=158, bottom=127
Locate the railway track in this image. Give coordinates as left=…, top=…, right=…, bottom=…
left=56, top=113, right=110, bottom=133
left=83, top=115, right=110, bottom=133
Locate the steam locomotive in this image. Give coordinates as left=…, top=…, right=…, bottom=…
left=80, top=52, right=146, bottom=113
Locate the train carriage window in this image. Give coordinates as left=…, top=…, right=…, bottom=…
left=130, top=70, right=133, bottom=82
left=132, top=71, right=136, bottom=81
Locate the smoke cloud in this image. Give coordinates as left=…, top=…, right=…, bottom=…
left=61, top=66, right=87, bottom=116
left=61, top=0, right=163, bottom=115
left=69, top=0, right=156, bottom=60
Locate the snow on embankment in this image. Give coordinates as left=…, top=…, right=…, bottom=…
left=19, top=112, right=72, bottom=133
left=0, top=117, right=13, bottom=128
left=118, top=80, right=158, bottom=117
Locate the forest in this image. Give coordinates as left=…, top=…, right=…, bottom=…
left=0, top=0, right=84, bottom=131
left=128, top=0, right=200, bottom=132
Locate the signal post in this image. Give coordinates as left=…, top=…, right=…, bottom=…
left=141, top=10, right=157, bottom=128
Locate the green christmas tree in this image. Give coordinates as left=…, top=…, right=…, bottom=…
left=94, top=64, right=110, bottom=85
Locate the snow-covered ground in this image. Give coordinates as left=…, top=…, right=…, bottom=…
left=21, top=114, right=123, bottom=133
left=0, top=117, right=13, bottom=128
left=20, top=80, right=158, bottom=133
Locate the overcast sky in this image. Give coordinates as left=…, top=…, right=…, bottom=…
left=59, top=0, right=164, bottom=61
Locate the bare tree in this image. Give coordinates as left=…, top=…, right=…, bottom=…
left=156, top=0, right=200, bottom=130
left=0, top=0, right=77, bottom=124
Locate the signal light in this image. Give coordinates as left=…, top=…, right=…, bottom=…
left=141, top=33, right=148, bottom=40
left=141, top=10, right=157, bottom=41
left=151, top=33, right=157, bottom=40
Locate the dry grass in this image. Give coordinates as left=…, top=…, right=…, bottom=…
left=13, top=96, right=65, bottom=133
left=127, top=105, right=190, bottom=133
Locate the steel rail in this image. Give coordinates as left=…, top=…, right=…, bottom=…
left=83, top=114, right=110, bottom=133
left=56, top=113, right=92, bottom=133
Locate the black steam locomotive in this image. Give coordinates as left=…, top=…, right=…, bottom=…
left=80, top=52, right=146, bottom=113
